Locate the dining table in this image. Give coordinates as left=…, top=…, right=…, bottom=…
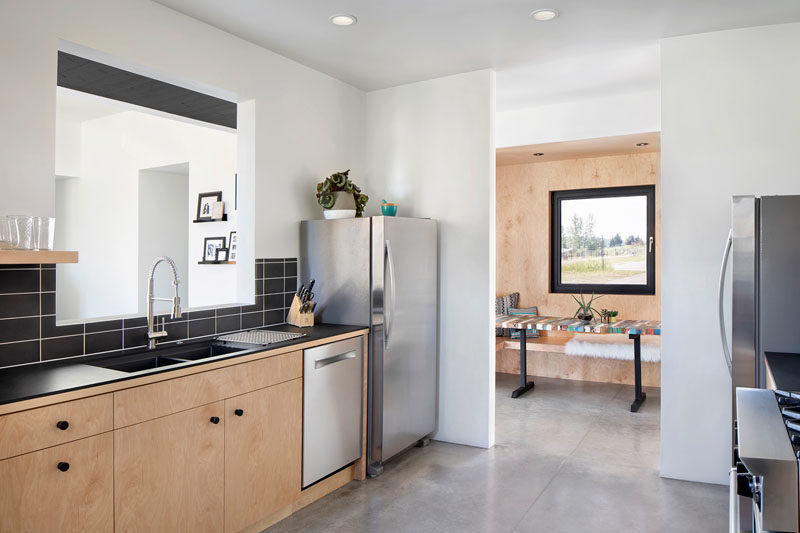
left=495, top=315, right=662, bottom=412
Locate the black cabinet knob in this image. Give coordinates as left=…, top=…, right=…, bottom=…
left=209, top=416, right=220, bottom=424
left=234, top=409, right=244, bottom=417
left=56, top=420, right=69, bottom=431
left=57, top=462, right=70, bottom=472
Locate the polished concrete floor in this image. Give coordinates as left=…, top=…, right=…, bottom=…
left=266, top=373, right=728, bottom=532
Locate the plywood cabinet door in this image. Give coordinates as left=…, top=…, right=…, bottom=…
left=224, top=379, right=302, bottom=533
left=114, top=402, right=225, bottom=533
left=0, top=432, right=113, bottom=532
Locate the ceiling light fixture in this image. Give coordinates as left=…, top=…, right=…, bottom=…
left=329, top=14, right=357, bottom=26
left=636, top=142, right=649, bottom=147
left=533, top=152, right=544, bottom=156
left=529, top=9, right=559, bottom=21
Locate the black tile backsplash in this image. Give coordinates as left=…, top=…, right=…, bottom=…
left=0, top=269, right=39, bottom=294
left=0, top=258, right=296, bottom=368
left=0, top=293, right=39, bottom=319
left=42, top=335, right=84, bottom=361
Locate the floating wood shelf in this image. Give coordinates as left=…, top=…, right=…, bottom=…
left=0, top=250, right=79, bottom=264
left=197, top=260, right=236, bottom=265
left=192, top=215, right=228, bottom=223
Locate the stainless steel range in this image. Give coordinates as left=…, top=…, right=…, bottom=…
left=733, top=387, right=800, bottom=532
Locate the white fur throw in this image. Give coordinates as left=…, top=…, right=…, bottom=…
left=565, top=339, right=661, bottom=362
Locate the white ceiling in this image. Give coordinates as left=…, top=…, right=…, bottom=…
left=155, top=0, right=800, bottom=111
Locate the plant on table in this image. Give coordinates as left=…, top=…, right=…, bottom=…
left=316, top=169, right=369, bottom=217
left=607, top=310, right=618, bottom=323
left=572, top=291, right=603, bottom=321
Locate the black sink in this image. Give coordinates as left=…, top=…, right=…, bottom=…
left=84, top=340, right=250, bottom=374
left=88, top=355, right=186, bottom=373
left=151, top=342, right=246, bottom=361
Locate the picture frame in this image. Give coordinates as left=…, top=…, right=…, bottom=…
left=203, top=236, right=226, bottom=262
left=196, top=191, right=222, bottom=221
left=215, top=247, right=229, bottom=262
left=211, top=201, right=225, bottom=220
left=228, top=231, right=237, bottom=261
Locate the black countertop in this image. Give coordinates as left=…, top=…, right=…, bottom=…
left=0, top=324, right=366, bottom=407
left=765, top=352, right=800, bottom=392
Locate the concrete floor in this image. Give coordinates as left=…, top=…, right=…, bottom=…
left=266, top=373, right=728, bottom=532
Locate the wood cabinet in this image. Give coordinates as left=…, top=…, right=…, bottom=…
left=114, top=351, right=301, bottom=428
left=114, top=402, right=225, bottom=533
left=0, top=432, right=113, bottom=532
left=0, top=393, right=113, bottom=460
left=224, top=379, right=302, bottom=533
left=0, top=332, right=366, bottom=533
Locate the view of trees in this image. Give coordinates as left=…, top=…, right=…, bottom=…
left=561, top=214, right=642, bottom=256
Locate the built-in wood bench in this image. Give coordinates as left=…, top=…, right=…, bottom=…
left=495, top=331, right=661, bottom=387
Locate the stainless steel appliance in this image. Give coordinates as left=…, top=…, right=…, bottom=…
left=719, top=195, right=800, bottom=393
left=300, top=216, right=438, bottom=476
left=720, top=196, right=800, bottom=532
left=733, top=387, right=800, bottom=533
left=302, top=337, right=364, bottom=488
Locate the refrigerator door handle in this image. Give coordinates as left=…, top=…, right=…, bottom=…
left=719, top=229, right=733, bottom=376
left=385, top=239, right=397, bottom=347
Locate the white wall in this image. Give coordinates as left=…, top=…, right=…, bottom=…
left=138, top=168, right=189, bottom=315
left=58, top=109, right=238, bottom=320
left=0, top=0, right=365, bottom=259
left=365, top=70, right=497, bottom=448
left=660, top=22, right=800, bottom=484
left=496, top=89, right=660, bottom=148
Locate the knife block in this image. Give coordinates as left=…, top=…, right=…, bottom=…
left=286, top=294, right=314, bottom=328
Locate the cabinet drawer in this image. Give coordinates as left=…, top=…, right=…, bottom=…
left=114, top=351, right=302, bottom=427
left=0, top=432, right=114, bottom=532
left=0, top=394, right=113, bottom=460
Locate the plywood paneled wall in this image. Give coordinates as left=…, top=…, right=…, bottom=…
left=496, top=152, right=660, bottom=320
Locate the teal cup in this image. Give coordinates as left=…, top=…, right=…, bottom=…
left=381, top=203, right=398, bottom=216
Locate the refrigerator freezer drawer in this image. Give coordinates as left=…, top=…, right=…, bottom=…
left=302, top=336, right=363, bottom=488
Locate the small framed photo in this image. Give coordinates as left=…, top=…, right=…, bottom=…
left=197, top=191, right=222, bottom=221
left=215, top=247, right=229, bottom=262
left=203, top=236, right=226, bottom=262
left=229, top=231, right=237, bottom=261
left=211, top=201, right=225, bottom=220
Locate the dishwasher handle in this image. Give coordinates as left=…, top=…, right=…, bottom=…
left=314, top=350, right=357, bottom=370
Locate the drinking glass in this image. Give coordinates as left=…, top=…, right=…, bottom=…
left=0, top=216, right=20, bottom=249
left=9, top=216, right=34, bottom=249
left=34, top=217, right=55, bottom=250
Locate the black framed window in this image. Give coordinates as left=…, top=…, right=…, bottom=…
left=550, top=185, right=655, bottom=295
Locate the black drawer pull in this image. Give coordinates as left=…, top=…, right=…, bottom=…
left=209, top=416, right=220, bottom=424
left=56, top=420, right=69, bottom=431
left=234, top=409, right=244, bottom=417
left=57, top=462, right=70, bottom=472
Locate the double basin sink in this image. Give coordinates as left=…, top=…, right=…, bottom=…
left=85, top=341, right=250, bottom=374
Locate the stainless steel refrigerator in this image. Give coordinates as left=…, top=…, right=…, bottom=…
left=720, top=196, right=800, bottom=531
left=719, top=195, right=800, bottom=393
left=300, top=216, right=438, bottom=476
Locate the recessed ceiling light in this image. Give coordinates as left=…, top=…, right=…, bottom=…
left=636, top=142, right=649, bottom=147
left=329, top=14, right=357, bottom=26
left=529, top=9, right=559, bottom=21
left=533, top=152, right=544, bottom=156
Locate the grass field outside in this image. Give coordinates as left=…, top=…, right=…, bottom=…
left=561, top=246, right=646, bottom=284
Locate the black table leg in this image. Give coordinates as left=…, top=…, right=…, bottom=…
left=629, top=333, right=646, bottom=412
left=512, top=328, right=535, bottom=398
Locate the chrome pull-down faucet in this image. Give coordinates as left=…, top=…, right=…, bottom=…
left=146, top=256, right=182, bottom=349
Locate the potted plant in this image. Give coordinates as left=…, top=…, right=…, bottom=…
left=572, top=291, right=603, bottom=321
left=316, top=170, right=369, bottom=218
left=607, top=310, right=619, bottom=323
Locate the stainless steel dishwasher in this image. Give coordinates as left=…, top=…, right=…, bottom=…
left=303, top=336, right=363, bottom=488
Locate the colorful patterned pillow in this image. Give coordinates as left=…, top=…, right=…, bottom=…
left=495, top=292, right=519, bottom=337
